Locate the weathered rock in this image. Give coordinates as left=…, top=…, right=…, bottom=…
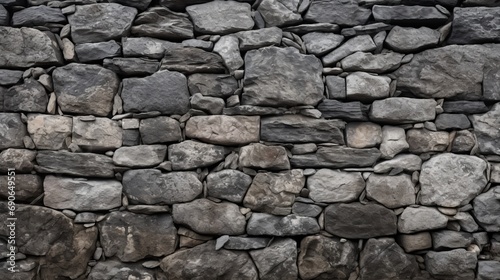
left=109, top=0, right=152, bottom=10
left=74, top=41, right=122, bottom=62
left=472, top=186, right=500, bottom=232
left=12, top=6, right=66, bottom=27
left=372, top=5, right=448, bottom=26
left=213, top=35, right=243, bottom=73
left=370, top=98, right=436, bottom=124
left=0, top=174, right=42, bottom=202
left=261, top=115, right=345, bottom=144
left=160, top=47, right=226, bottom=74
left=72, top=117, right=122, bottom=151
left=190, top=93, right=225, bottom=114
left=207, top=169, right=252, bottom=203
left=432, top=230, right=473, bottom=250
left=239, top=143, right=290, bottom=170
left=318, top=99, right=370, bottom=121
left=234, top=27, right=282, bottom=51
left=103, top=57, right=159, bottom=76
left=360, top=238, right=419, bottom=280
left=406, top=129, right=449, bottom=153
left=0, top=149, right=36, bottom=173
left=121, top=70, right=190, bottom=115
left=341, top=22, right=392, bottom=36
left=346, top=122, right=382, bottom=148
left=68, top=3, right=137, bottom=44
left=366, top=174, right=415, bottom=208
left=169, top=140, right=227, bottom=170
left=470, top=103, right=500, bottom=155
left=0, top=69, right=23, bottom=86
left=302, top=32, right=343, bottom=56
left=298, top=235, right=358, bottom=280
left=53, top=63, right=119, bottom=116
left=186, top=1, right=254, bottom=35
left=160, top=241, right=258, bottom=280
left=449, top=7, right=500, bottom=44
left=99, top=212, right=177, bottom=262
left=243, top=170, right=304, bottom=215
left=304, top=0, right=371, bottom=26
left=0, top=27, right=63, bottom=68
left=122, top=37, right=181, bottom=59
left=246, top=213, right=320, bottom=236
left=250, top=238, right=298, bottom=280
left=291, top=146, right=380, bottom=168
left=398, top=207, right=448, bottom=233
left=186, top=115, right=260, bottom=145
left=242, top=47, right=323, bottom=107
left=43, top=176, right=122, bottom=211
left=131, top=7, right=193, bottom=40
left=223, top=105, right=288, bottom=116
left=325, top=203, right=397, bottom=238
left=188, top=74, right=238, bottom=98
left=420, top=153, right=487, bottom=207
left=27, top=114, right=72, bottom=150
left=0, top=113, right=27, bottom=149
left=35, top=150, right=115, bottom=178
left=426, top=249, right=477, bottom=278
left=435, top=113, right=470, bottom=130
left=323, top=35, right=376, bottom=66
left=397, top=232, right=433, bottom=253
left=478, top=261, right=500, bottom=280
left=307, top=169, right=365, bottom=203
left=283, top=22, right=340, bottom=34
left=0, top=5, right=8, bottom=26
left=346, top=72, right=391, bottom=101
left=4, top=79, right=47, bottom=113
left=379, top=126, right=409, bottom=159
left=292, top=202, right=322, bottom=217
left=173, top=198, right=246, bottom=235
left=88, top=260, right=157, bottom=280
left=385, top=26, right=440, bottom=53
left=257, top=0, right=302, bottom=27
left=325, top=75, right=346, bottom=99
left=374, top=154, right=422, bottom=173
left=182, top=38, right=213, bottom=50
left=442, top=101, right=489, bottom=114
left=223, top=236, right=271, bottom=250
left=139, top=116, right=182, bottom=144
left=113, top=145, right=166, bottom=167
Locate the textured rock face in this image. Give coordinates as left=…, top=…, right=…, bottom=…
left=398, top=207, right=448, bottom=233
left=472, top=186, right=500, bottom=232
left=207, top=169, right=252, bottom=203
left=304, top=0, right=371, bottom=26
left=35, top=150, right=115, bottom=178
left=307, top=169, right=365, bottom=203
left=247, top=213, right=320, bottom=236
left=250, top=238, right=298, bottom=280
left=386, top=26, right=440, bottom=53
left=426, top=249, right=478, bottom=278
left=470, top=103, right=500, bottom=155
left=27, top=115, right=72, bottom=150
left=5, top=79, right=47, bottom=113
left=449, top=7, right=500, bottom=44
left=186, top=1, right=254, bottom=34
left=186, top=115, right=260, bottom=145
left=370, top=98, right=436, bottom=123
left=239, top=143, right=290, bottom=170
left=72, top=117, right=122, bottom=151
left=366, top=174, right=415, bottom=208
left=131, top=7, right=194, bottom=40
left=169, top=140, right=227, bottom=170
left=0, top=113, right=27, bottom=149
left=113, top=145, right=166, bottom=167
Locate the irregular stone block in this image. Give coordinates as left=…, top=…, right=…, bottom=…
left=234, top=27, right=282, bottom=51
left=406, top=129, right=449, bottom=153
left=304, top=0, right=371, bottom=26
left=206, top=169, right=252, bottom=203
left=0, top=113, right=27, bottom=149
left=103, top=57, right=159, bottom=76
left=188, top=73, right=238, bottom=98
left=75, top=41, right=122, bottom=62
left=185, top=115, right=260, bottom=145
left=325, top=75, right=346, bottom=99
left=131, top=7, right=193, bottom=40
left=398, top=207, right=448, bottom=233
left=470, top=103, right=500, bottom=155
left=342, top=52, right=404, bottom=73
left=5, top=78, right=47, bottom=113
left=246, top=213, right=320, bottom=236
left=249, top=238, right=298, bottom=280
left=168, top=140, right=227, bottom=170
left=318, top=99, right=369, bottom=121
left=322, top=35, right=376, bottom=66
left=380, top=125, right=409, bottom=159
left=0, top=149, right=36, bottom=173
left=472, top=186, right=500, bottom=232
left=160, top=47, right=226, bottom=74
left=113, top=145, right=166, bottom=167
left=369, top=98, right=436, bottom=124
left=432, top=230, right=473, bottom=250
left=372, top=5, right=448, bottom=26
left=346, top=122, right=382, bottom=148
left=72, top=117, right=122, bottom=151
left=366, top=174, right=415, bottom=208
left=257, top=0, right=302, bottom=27
left=0, top=174, right=42, bottom=202
left=139, top=116, right=182, bottom=144
left=12, top=6, right=66, bottom=27
left=385, top=26, right=440, bottom=53
left=374, top=154, right=422, bottom=173
left=35, top=150, right=116, bottom=178
left=397, top=232, right=432, bottom=253
left=239, top=143, right=290, bottom=170
left=0, top=69, right=23, bottom=86
left=449, top=7, right=500, bottom=44
left=307, top=169, right=365, bottom=203
left=122, top=37, right=181, bottom=59
left=425, top=249, right=477, bottom=278
left=27, top=114, right=72, bottom=150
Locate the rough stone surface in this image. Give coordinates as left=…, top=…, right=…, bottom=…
left=160, top=47, right=226, bottom=74
left=0, top=149, right=36, bottom=173
left=113, top=145, right=166, bottom=167
left=307, top=169, right=365, bottom=203
left=304, top=0, right=371, bottom=26
left=35, top=151, right=115, bottom=178
left=139, top=116, right=182, bottom=144
left=346, top=122, right=382, bottom=148
left=366, top=174, right=415, bottom=208
left=472, top=186, right=500, bottom=232
left=470, top=103, right=500, bottom=155
left=169, top=140, right=227, bottom=170
left=342, top=52, right=404, bottom=73
left=250, top=238, right=298, bottom=280
left=186, top=115, right=260, bottom=145
left=372, top=5, right=448, bottom=26
left=398, top=207, right=449, bottom=233
left=239, top=143, right=290, bottom=170
left=386, top=26, right=440, bottom=53
left=12, top=6, right=66, bottom=27
left=379, top=126, right=409, bottom=159
left=449, top=7, right=500, bottom=44
left=370, top=98, right=436, bottom=124
left=207, top=170, right=252, bottom=203
left=426, top=249, right=477, bottom=278
left=346, top=72, right=391, bottom=101
left=27, top=115, right=72, bottom=150
left=374, top=154, right=422, bottom=173
left=0, top=113, right=27, bottom=149
left=257, top=0, right=302, bottom=27
left=302, top=32, right=344, bottom=56
left=406, top=129, right=449, bottom=153
left=72, top=117, right=122, bottom=151
left=75, top=41, right=122, bottom=62
left=247, top=213, right=320, bottom=236
left=131, top=7, right=194, bottom=40
left=323, top=35, right=376, bottom=66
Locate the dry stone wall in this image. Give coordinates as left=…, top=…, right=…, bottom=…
left=1, top=0, right=500, bottom=279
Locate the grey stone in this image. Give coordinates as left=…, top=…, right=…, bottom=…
left=302, top=32, right=344, bottom=56
left=322, top=35, right=376, bottom=66
left=122, top=37, right=181, bottom=59
left=442, top=101, right=489, bottom=114
left=325, top=75, right=346, bottom=99
left=68, top=3, right=137, bottom=44
left=397, top=232, right=432, bottom=253
left=372, top=5, right=448, bottom=26
left=224, top=236, right=271, bottom=250
left=449, top=7, right=500, bottom=44
left=318, top=99, right=369, bottom=121
left=182, top=38, right=213, bottom=50
left=484, top=66, right=500, bottom=101
left=346, top=122, right=382, bottom=148
left=35, top=150, right=115, bottom=178
left=398, top=207, right=448, bottom=233
left=246, top=213, right=320, bottom=236
left=168, top=140, right=227, bottom=170
left=379, top=126, right=409, bottom=159
left=249, top=238, right=298, bottom=280
left=470, top=103, right=500, bottom=155
left=291, top=146, right=380, bottom=168
left=298, top=235, right=358, bottom=280
left=307, top=169, right=365, bottom=203
left=257, top=0, right=302, bottom=27
left=113, top=145, right=166, bottom=167
left=53, top=63, right=119, bottom=116
left=261, top=115, right=345, bottom=144
left=374, top=154, right=421, bottom=173
left=12, top=6, right=66, bottom=27
left=342, top=52, right=404, bottom=73
left=435, top=113, right=471, bottom=130
left=406, top=129, right=449, bottom=153
left=122, top=129, right=140, bottom=146
left=88, top=260, right=156, bottom=280
left=292, top=202, right=322, bottom=217
left=243, top=170, right=304, bottom=215
left=5, top=79, right=47, bottom=113
left=283, top=23, right=340, bottom=34
left=207, top=169, right=252, bottom=203
left=369, top=98, right=436, bottom=124
left=190, top=93, right=225, bottom=114
left=173, top=198, right=246, bottom=235
left=43, top=176, right=122, bottom=211
left=223, top=105, right=288, bottom=116
left=242, top=47, right=324, bottom=107
left=110, top=0, right=152, bottom=10
left=432, top=230, right=473, bottom=250
left=454, top=212, right=479, bottom=232
left=131, top=7, right=193, bottom=40
left=127, top=205, right=171, bottom=214
left=139, top=116, right=182, bottom=144
left=478, top=261, right=500, bottom=280
left=341, top=22, right=392, bottom=36
left=103, top=57, right=159, bottom=76
left=27, top=114, right=72, bottom=150
left=75, top=41, right=121, bottom=62
left=188, top=73, right=238, bottom=98
left=234, top=27, right=282, bottom=51
left=360, top=238, right=419, bottom=280
left=0, top=113, right=27, bottom=149
left=420, top=153, right=487, bottom=207
left=304, top=0, right=371, bottom=26
left=0, top=5, right=8, bottom=26
left=0, top=149, right=36, bottom=173
left=425, top=249, right=477, bottom=278
left=366, top=174, right=415, bottom=208
left=473, top=186, right=500, bottom=232
left=239, top=143, right=290, bottom=170
left=0, top=174, right=42, bottom=202
left=121, top=70, right=190, bottom=115
left=72, top=117, right=122, bottom=151
left=123, top=169, right=202, bottom=204
left=213, top=35, right=243, bottom=73
left=186, top=115, right=259, bottom=145
left=160, top=241, right=258, bottom=280
left=0, top=27, right=63, bottom=68
left=186, top=1, right=254, bottom=35
left=385, top=26, right=440, bottom=53
left=0, top=70, right=23, bottom=86
left=160, top=47, right=226, bottom=74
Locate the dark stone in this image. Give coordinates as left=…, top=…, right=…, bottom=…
left=75, top=41, right=122, bottom=62
left=442, top=101, right=489, bottom=114
left=435, top=114, right=471, bottom=130
left=12, top=6, right=66, bottom=27
left=35, top=150, right=116, bottom=178
left=372, top=5, right=448, bottom=27
left=188, top=73, right=238, bottom=98
left=4, top=79, right=47, bottom=113
left=160, top=47, right=226, bottom=74
left=449, top=7, right=500, bottom=44
left=304, top=0, right=371, bottom=26
left=139, top=116, right=182, bottom=144
left=246, top=213, right=320, bottom=236
left=0, top=113, right=27, bottom=149
left=122, top=37, right=182, bottom=59
left=0, top=174, right=42, bottom=202
left=131, top=7, right=194, bottom=40
left=103, top=57, right=159, bottom=76
left=318, top=99, right=370, bottom=121
left=282, top=23, right=340, bottom=34
left=0, top=70, right=23, bottom=86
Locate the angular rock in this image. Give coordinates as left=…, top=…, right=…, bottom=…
left=207, top=169, right=252, bottom=203
left=123, top=169, right=202, bottom=205
left=188, top=73, right=238, bottom=98
left=372, top=5, right=448, bottom=26
left=257, top=0, right=302, bottom=27
left=173, top=198, right=246, bottom=235
left=43, top=176, right=122, bottom=211
left=160, top=241, right=258, bottom=280
left=451, top=129, right=478, bottom=153
left=442, top=101, right=489, bottom=114
left=243, top=170, right=304, bottom=215
left=478, top=261, right=500, bottom=280
left=374, top=154, right=422, bottom=173
left=139, top=116, right=182, bottom=144
left=122, top=37, right=181, bottom=59
left=182, top=38, right=213, bottom=50
left=449, top=7, right=500, bottom=44
left=160, top=47, right=226, bottom=74
left=103, top=57, right=159, bottom=76
left=379, top=126, right=409, bottom=159
left=325, top=203, right=397, bottom=238
left=398, top=207, right=448, bottom=233
left=342, top=52, right=404, bottom=73
left=224, top=236, right=271, bottom=250
left=0, top=69, right=23, bottom=86
left=397, top=232, right=432, bottom=253
left=35, top=150, right=115, bottom=178
left=322, top=35, right=376, bottom=66
left=12, top=6, right=66, bottom=27
left=325, top=75, right=346, bottom=99
left=0, top=113, right=27, bottom=149
left=292, top=202, right=322, bottom=217
left=369, top=98, right=436, bottom=124
left=435, top=113, right=470, bottom=130
left=113, top=145, right=166, bottom=167
left=110, top=0, right=152, bottom=10
left=131, top=7, right=193, bottom=40
left=0, top=149, right=36, bottom=173
left=99, top=212, right=177, bottom=262
left=223, top=105, right=288, bottom=116
left=186, top=1, right=254, bottom=35
left=261, top=115, right=345, bottom=144
left=213, top=35, right=243, bottom=73
left=27, top=114, right=72, bottom=150
left=406, top=129, right=449, bottom=153
left=246, top=213, right=320, bottom=236
left=302, top=32, right=344, bottom=56
left=168, top=140, right=227, bottom=170
left=242, top=47, right=323, bottom=107
left=88, top=260, right=156, bottom=280
left=5, top=79, right=47, bottom=113
left=366, top=174, right=415, bottom=208
left=470, top=103, right=500, bottom=155
left=68, top=3, right=137, bottom=44
left=426, top=249, right=477, bottom=278
left=385, top=26, right=440, bottom=53
left=283, top=22, right=340, bottom=34
left=304, top=0, right=371, bottom=26
left=53, top=63, right=119, bottom=116
left=318, top=99, right=370, bottom=121
left=472, top=186, right=500, bottom=232
left=121, top=70, right=190, bottom=115
left=346, top=122, right=382, bottom=148
left=307, top=169, right=365, bottom=203
left=298, top=235, right=358, bottom=280
left=341, top=22, right=392, bottom=36
left=190, top=93, right=225, bottom=114
left=75, top=41, right=121, bottom=62
left=0, top=174, right=42, bottom=202
left=432, top=230, right=473, bottom=250
left=250, top=238, right=298, bottom=280
left=72, top=117, right=122, bottom=151
left=420, top=153, right=487, bottom=207
left=239, top=143, right=290, bottom=170
left=0, top=6, right=8, bottom=26
left=318, top=146, right=380, bottom=167
left=234, top=27, right=282, bottom=51
left=185, top=115, right=260, bottom=145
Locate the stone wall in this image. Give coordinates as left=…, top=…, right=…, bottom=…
left=0, top=0, right=500, bottom=279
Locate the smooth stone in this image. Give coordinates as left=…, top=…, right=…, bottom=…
left=304, top=0, right=371, bottom=26
left=168, top=140, right=227, bottom=170
left=398, top=207, right=448, bottom=233
left=307, top=169, right=365, bottom=203
left=72, top=117, right=122, bottom=151
left=435, top=113, right=471, bottom=130
left=346, top=122, right=382, bottom=148
left=249, top=238, right=298, bottom=280
left=472, top=186, right=500, bottom=232
left=341, top=52, right=404, bottom=73
left=322, top=35, right=376, bottom=66
left=449, top=7, right=500, bottom=44
left=366, top=174, right=415, bottom=208
left=4, top=79, right=47, bottom=113
left=246, top=213, right=320, bottom=236
left=432, top=230, right=473, bottom=250
left=160, top=47, right=226, bottom=74
left=317, top=99, right=370, bottom=121
left=185, top=115, right=260, bottom=145
left=131, top=7, right=193, bottom=40
left=206, top=169, right=252, bottom=203
left=470, top=103, right=500, bottom=155
left=291, top=143, right=317, bottom=155
left=292, top=202, right=322, bottom=217
left=369, top=98, right=436, bottom=124
left=397, top=232, right=433, bottom=253
left=234, top=27, right=282, bottom=51
left=122, top=37, right=181, bottom=59
left=302, top=32, right=344, bottom=56
left=385, top=26, right=440, bottom=53
left=372, top=5, right=448, bottom=26
left=139, top=116, right=182, bottom=144
left=239, top=143, right=290, bottom=171
left=0, top=114, right=28, bottom=149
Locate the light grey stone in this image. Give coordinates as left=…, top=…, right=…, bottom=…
left=398, top=207, right=448, bottom=233
left=432, top=230, right=473, bottom=250
left=322, top=35, right=376, bottom=66
left=122, top=37, right=181, bottom=59
left=75, top=41, right=121, bottom=62
left=366, top=174, right=415, bottom=208
left=207, top=169, right=252, bottom=203
left=188, top=73, right=238, bottom=98
left=282, top=22, right=340, bottom=34
left=292, top=202, right=322, bottom=217
left=224, top=236, right=271, bottom=250
left=374, top=154, right=421, bottom=173
left=234, top=27, right=282, bottom=51
left=27, top=114, right=72, bottom=150
left=160, top=47, right=226, bottom=74
left=470, top=103, right=500, bottom=155
left=131, top=7, right=193, bottom=40
left=185, top=115, right=259, bottom=145
left=341, top=52, right=404, bottom=73
left=246, top=213, right=320, bottom=236
left=372, top=5, right=448, bottom=26
left=72, top=117, right=122, bottom=151
left=369, top=98, right=436, bottom=124
left=379, top=126, right=409, bottom=159
left=213, top=35, right=243, bottom=73
left=190, top=93, right=225, bottom=114
left=302, top=32, right=344, bottom=56
left=385, top=26, right=440, bottom=53
left=113, top=145, right=166, bottom=167
left=257, top=0, right=302, bottom=27
left=346, top=122, right=382, bottom=148
left=325, top=75, right=346, bottom=99
left=103, top=57, right=160, bottom=76
left=0, top=70, right=23, bottom=86
left=168, top=140, right=227, bottom=170
left=435, top=113, right=471, bottom=130
left=397, top=232, right=432, bottom=253
left=307, top=169, right=365, bottom=203
left=478, top=261, right=500, bottom=280
left=304, top=0, right=371, bottom=26
left=239, top=143, right=290, bottom=170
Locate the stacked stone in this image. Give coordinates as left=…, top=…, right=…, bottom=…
left=1, top=0, right=500, bottom=279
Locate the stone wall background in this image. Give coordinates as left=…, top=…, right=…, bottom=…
left=0, top=0, right=500, bottom=279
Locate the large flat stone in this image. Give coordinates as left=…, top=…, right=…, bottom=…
left=449, top=7, right=500, bottom=44
left=369, top=98, right=436, bottom=124
left=385, top=26, right=440, bottom=53
left=307, top=169, right=365, bottom=203
left=426, top=249, right=477, bottom=278
left=247, top=213, right=320, bottom=236
left=131, top=7, right=193, bottom=40
left=12, top=6, right=66, bottom=27
left=372, top=5, right=448, bottom=26
left=74, top=41, right=122, bottom=62
left=185, top=115, right=260, bottom=145
left=318, top=99, right=370, bottom=121
left=35, top=150, right=115, bottom=178
left=113, top=145, right=167, bottom=167
left=322, top=35, right=376, bottom=66
left=72, top=117, right=122, bottom=151
left=168, top=140, right=227, bottom=170
left=398, top=207, right=449, bottom=233
left=470, top=103, right=500, bottom=155
left=304, top=0, right=371, bottom=26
